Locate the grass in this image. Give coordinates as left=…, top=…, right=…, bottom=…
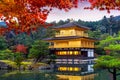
left=1, top=71, right=35, bottom=77
left=0, top=60, right=48, bottom=69
left=0, top=60, right=17, bottom=68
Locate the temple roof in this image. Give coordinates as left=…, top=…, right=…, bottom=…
left=44, top=36, right=96, bottom=41
left=53, top=22, right=90, bottom=30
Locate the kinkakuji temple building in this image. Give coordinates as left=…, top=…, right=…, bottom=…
left=45, top=22, right=96, bottom=73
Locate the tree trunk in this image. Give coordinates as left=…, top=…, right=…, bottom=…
left=109, top=25, right=112, bottom=36
left=113, top=68, right=116, bottom=80
left=33, top=56, right=43, bottom=64
left=18, top=65, right=21, bottom=71
left=108, top=68, right=117, bottom=80
left=110, top=28, right=112, bottom=36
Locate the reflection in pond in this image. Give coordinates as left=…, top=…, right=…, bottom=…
left=56, top=64, right=94, bottom=75
left=57, top=74, right=95, bottom=80
left=0, top=64, right=111, bottom=80
left=56, top=64, right=95, bottom=80
left=0, top=70, right=57, bottom=80
left=0, top=70, right=96, bottom=80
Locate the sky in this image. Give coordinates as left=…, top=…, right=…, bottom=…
left=46, top=2, right=120, bottom=22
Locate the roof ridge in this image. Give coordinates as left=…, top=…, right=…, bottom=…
left=44, top=36, right=96, bottom=41
left=53, top=22, right=90, bottom=29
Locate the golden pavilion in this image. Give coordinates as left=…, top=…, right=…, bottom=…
left=45, top=22, right=96, bottom=72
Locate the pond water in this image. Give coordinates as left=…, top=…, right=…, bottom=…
left=0, top=70, right=112, bottom=80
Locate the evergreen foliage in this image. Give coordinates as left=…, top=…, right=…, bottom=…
left=95, top=33, right=120, bottom=80
left=29, top=40, right=49, bottom=63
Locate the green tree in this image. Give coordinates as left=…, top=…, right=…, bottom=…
left=14, top=52, right=24, bottom=70
left=95, top=34, right=120, bottom=80
left=15, top=33, right=33, bottom=47
left=95, top=55, right=120, bottom=80
left=100, top=16, right=116, bottom=35
left=0, top=49, right=14, bottom=60
left=48, top=54, right=57, bottom=64
left=29, top=40, right=49, bottom=63
left=88, top=30, right=101, bottom=39
left=43, top=27, right=55, bottom=38
left=0, top=36, right=7, bottom=50
left=31, top=27, right=55, bottom=40
left=0, top=49, right=24, bottom=70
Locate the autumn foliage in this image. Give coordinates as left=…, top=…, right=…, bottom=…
left=86, top=0, right=120, bottom=13
left=0, top=0, right=78, bottom=35
left=15, top=44, right=27, bottom=54
left=0, top=0, right=120, bottom=35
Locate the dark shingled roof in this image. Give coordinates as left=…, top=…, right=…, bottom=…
left=44, top=36, right=96, bottom=41
left=53, top=22, right=90, bottom=30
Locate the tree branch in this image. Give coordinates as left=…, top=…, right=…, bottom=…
left=117, top=68, right=120, bottom=71
left=116, top=68, right=120, bottom=76
left=108, top=68, right=114, bottom=74
left=116, top=73, right=120, bottom=76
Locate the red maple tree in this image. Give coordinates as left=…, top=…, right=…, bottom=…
left=86, top=0, right=120, bottom=13
left=15, top=44, right=27, bottom=54
left=0, top=0, right=120, bottom=35
left=0, top=0, right=78, bottom=35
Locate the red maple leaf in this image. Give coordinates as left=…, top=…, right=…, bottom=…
left=15, top=44, right=27, bottom=54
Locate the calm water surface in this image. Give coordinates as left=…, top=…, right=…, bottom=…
left=0, top=70, right=112, bottom=80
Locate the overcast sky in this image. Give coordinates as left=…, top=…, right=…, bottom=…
left=46, top=2, right=120, bottom=22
